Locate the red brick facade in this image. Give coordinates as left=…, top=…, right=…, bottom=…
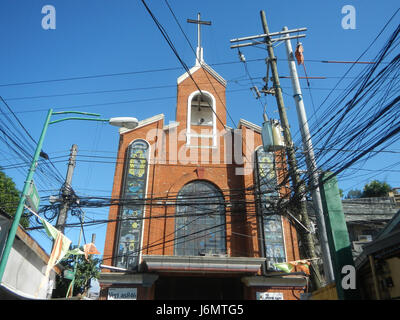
left=100, top=63, right=306, bottom=300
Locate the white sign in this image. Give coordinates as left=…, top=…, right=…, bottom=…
left=257, top=292, right=284, bottom=300
left=108, top=287, right=137, bottom=300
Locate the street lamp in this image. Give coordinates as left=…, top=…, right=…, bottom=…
left=0, top=109, right=139, bottom=283
left=109, top=117, right=139, bottom=129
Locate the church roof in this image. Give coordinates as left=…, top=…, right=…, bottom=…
left=177, top=61, right=227, bottom=87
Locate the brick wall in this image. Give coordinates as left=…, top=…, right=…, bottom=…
left=102, top=65, right=300, bottom=273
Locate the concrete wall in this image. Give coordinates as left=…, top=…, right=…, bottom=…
left=1, top=228, right=57, bottom=299
left=307, top=197, right=399, bottom=270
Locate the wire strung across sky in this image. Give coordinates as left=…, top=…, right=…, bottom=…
left=0, top=96, right=65, bottom=191
left=2, top=2, right=399, bottom=268
left=18, top=10, right=400, bottom=226
left=287, top=18, right=400, bottom=200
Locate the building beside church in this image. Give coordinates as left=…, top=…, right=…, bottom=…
left=99, top=22, right=307, bottom=300
left=308, top=197, right=399, bottom=262
left=0, top=209, right=59, bottom=299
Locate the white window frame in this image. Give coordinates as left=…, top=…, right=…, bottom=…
left=186, top=90, right=217, bottom=147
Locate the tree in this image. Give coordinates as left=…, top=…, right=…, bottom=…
left=73, top=254, right=101, bottom=296
left=0, top=169, right=29, bottom=228
left=362, top=180, right=392, bottom=198
left=52, top=249, right=100, bottom=298
left=346, top=189, right=362, bottom=199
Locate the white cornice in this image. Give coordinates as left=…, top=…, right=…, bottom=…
left=142, top=255, right=265, bottom=274
left=237, top=118, right=262, bottom=133
left=163, top=121, right=180, bottom=131
left=241, top=276, right=307, bottom=287
left=99, top=272, right=159, bottom=287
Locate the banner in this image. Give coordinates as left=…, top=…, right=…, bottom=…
left=83, top=242, right=101, bottom=261
left=273, top=259, right=311, bottom=275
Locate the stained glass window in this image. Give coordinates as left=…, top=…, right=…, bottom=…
left=255, top=148, right=286, bottom=270
left=115, top=140, right=149, bottom=270
left=174, top=181, right=226, bottom=256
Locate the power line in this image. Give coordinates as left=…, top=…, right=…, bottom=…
left=7, top=87, right=253, bottom=115
left=1, top=77, right=260, bottom=102
left=0, top=59, right=267, bottom=89
left=0, top=96, right=65, bottom=187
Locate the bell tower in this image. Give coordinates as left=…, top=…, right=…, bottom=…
left=175, top=13, right=227, bottom=149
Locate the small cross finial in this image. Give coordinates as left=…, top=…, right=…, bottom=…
left=187, top=13, right=211, bottom=65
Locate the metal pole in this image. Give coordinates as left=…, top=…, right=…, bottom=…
left=0, top=109, right=53, bottom=283
left=56, top=144, right=78, bottom=233
left=197, top=12, right=201, bottom=50
left=259, top=10, right=322, bottom=288
left=283, top=26, right=335, bottom=284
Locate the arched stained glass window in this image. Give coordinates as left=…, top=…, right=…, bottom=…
left=174, top=181, right=226, bottom=256
left=255, top=148, right=286, bottom=270
left=115, top=140, right=149, bottom=270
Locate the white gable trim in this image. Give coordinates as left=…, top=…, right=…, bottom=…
left=177, top=63, right=227, bottom=87
left=177, top=65, right=201, bottom=84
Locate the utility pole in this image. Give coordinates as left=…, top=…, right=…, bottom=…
left=55, top=144, right=78, bottom=234
left=259, top=11, right=322, bottom=289
left=230, top=11, right=323, bottom=288
left=283, top=26, right=335, bottom=284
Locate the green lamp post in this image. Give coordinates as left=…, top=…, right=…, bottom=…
left=0, top=109, right=138, bottom=283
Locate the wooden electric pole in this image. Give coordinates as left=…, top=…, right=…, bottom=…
left=55, top=144, right=78, bottom=234
left=230, top=11, right=323, bottom=289
left=259, top=10, right=322, bottom=289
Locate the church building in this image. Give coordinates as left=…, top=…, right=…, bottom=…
left=99, top=15, right=307, bottom=300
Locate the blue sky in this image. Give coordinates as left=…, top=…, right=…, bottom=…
left=0, top=0, right=399, bottom=258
